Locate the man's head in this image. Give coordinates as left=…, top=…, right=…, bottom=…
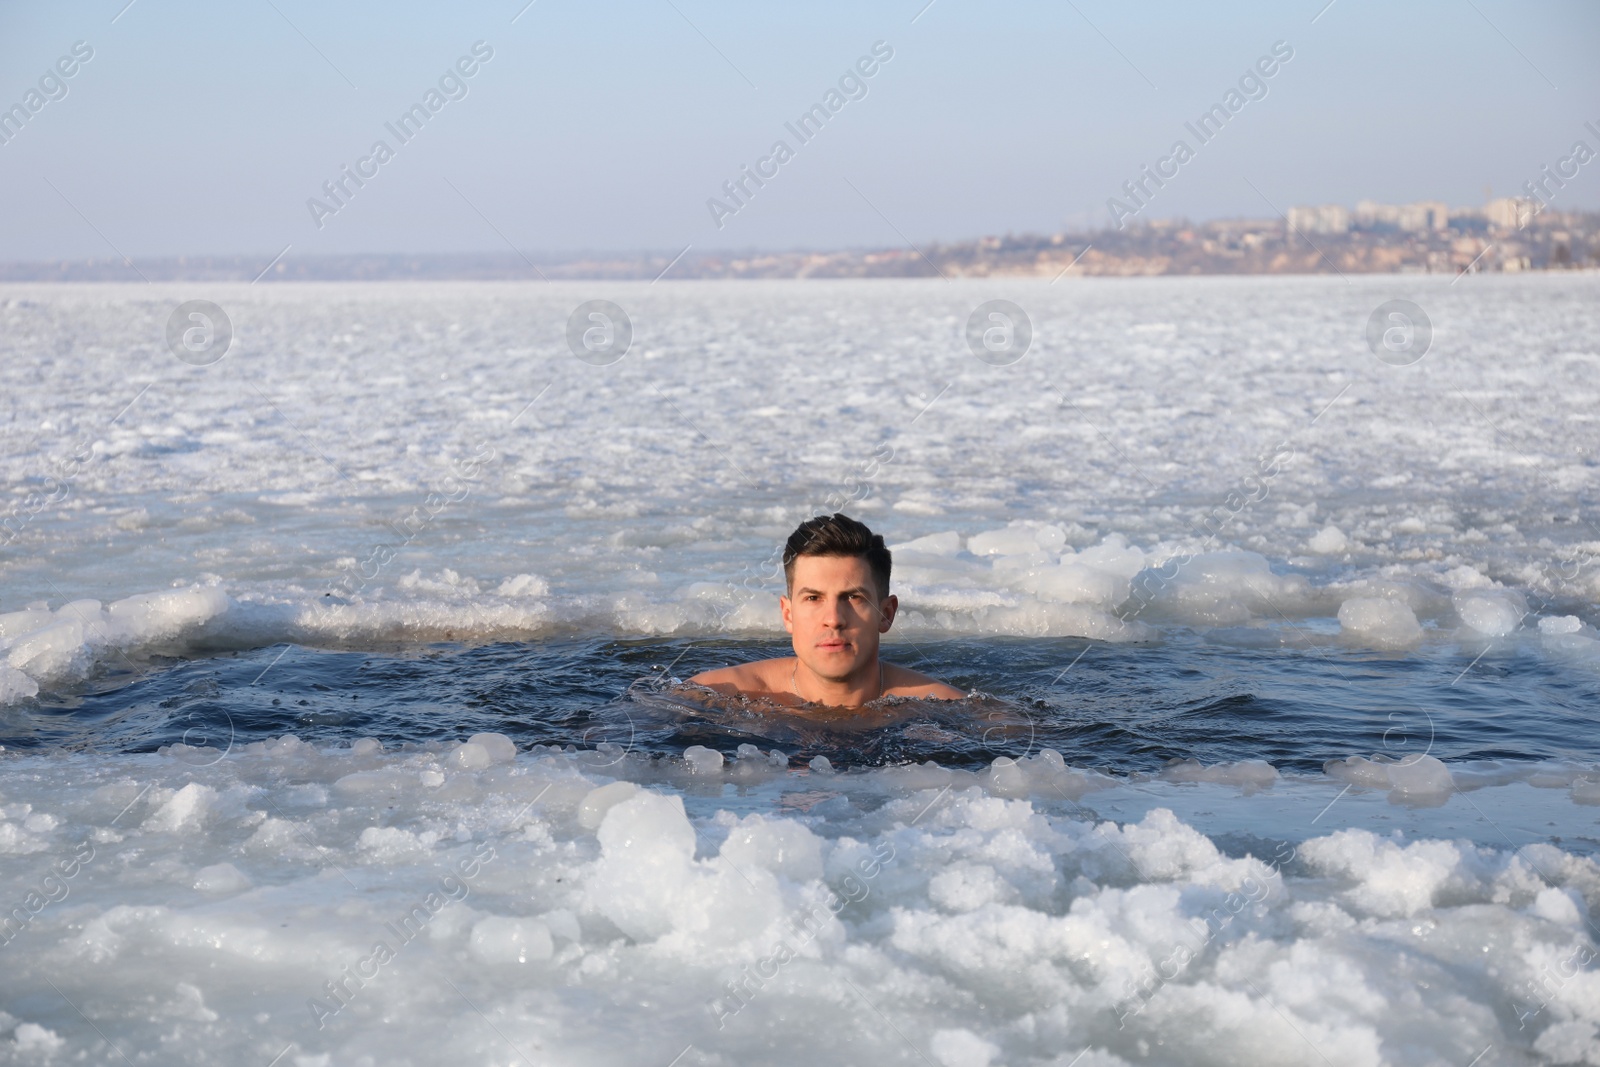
left=782, top=513, right=891, bottom=599
left=780, top=514, right=897, bottom=683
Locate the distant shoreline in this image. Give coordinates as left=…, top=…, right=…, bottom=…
left=4, top=209, right=1594, bottom=283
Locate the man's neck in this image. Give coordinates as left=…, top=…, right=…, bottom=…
left=793, top=657, right=882, bottom=707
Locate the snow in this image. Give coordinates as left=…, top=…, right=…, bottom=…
left=0, top=738, right=1594, bottom=1064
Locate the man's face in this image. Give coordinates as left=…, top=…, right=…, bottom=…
left=780, top=554, right=897, bottom=682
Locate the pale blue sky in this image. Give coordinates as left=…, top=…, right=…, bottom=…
left=0, top=0, right=1595, bottom=260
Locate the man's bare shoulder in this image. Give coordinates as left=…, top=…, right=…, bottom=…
left=687, top=658, right=964, bottom=702
left=687, top=658, right=794, bottom=699
left=882, top=661, right=966, bottom=700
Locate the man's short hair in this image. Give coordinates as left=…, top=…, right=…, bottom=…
left=782, top=513, right=891, bottom=600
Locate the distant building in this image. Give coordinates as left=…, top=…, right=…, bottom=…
left=1410, top=201, right=1449, bottom=231
left=1287, top=204, right=1350, bottom=234
left=1353, top=200, right=1392, bottom=229
left=1352, top=200, right=1447, bottom=232
left=1484, top=197, right=1536, bottom=230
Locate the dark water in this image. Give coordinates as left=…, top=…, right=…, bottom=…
left=8, top=632, right=1597, bottom=774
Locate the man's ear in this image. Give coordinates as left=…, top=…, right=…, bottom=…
left=877, top=594, right=898, bottom=633
left=780, top=594, right=794, bottom=634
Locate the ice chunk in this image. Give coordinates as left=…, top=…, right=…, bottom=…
left=969, top=523, right=1061, bottom=557
left=1299, top=829, right=1475, bottom=917
left=1441, top=565, right=1493, bottom=590
left=1160, top=758, right=1279, bottom=792
left=1069, top=534, right=1146, bottom=579
left=494, top=573, right=550, bottom=598
left=542, top=909, right=580, bottom=943
left=142, top=783, right=216, bottom=833
left=1324, top=756, right=1395, bottom=791
left=1031, top=562, right=1125, bottom=606
left=12, top=1024, right=64, bottom=1054
left=330, top=767, right=407, bottom=795
left=1530, top=886, right=1583, bottom=925
left=1539, top=615, right=1583, bottom=635
left=1535, top=1021, right=1600, bottom=1064
left=0, top=608, right=52, bottom=639
left=357, top=825, right=435, bottom=859
left=683, top=745, right=724, bottom=774
left=928, top=864, right=1011, bottom=913
left=0, top=666, right=39, bottom=704
left=1571, top=777, right=1600, bottom=805
left=930, top=1028, right=1000, bottom=1067
left=448, top=733, right=515, bottom=769
left=892, top=531, right=961, bottom=556
left=578, top=781, right=639, bottom=832
left=194, top=863, right=251, bottom=895
left=397, top=568, right=481, bottom=594
left=1309, top=525, right=1348, bottom=554
left=22, top=813, right=56, bottom=833
left=1453, top=589, right=1525, bottom=637
left=1338, top=596, right=1424, bottom=649
left=161, top=982, right=219, bottom=1023
left=1325, top=754, right=1454, bottom=803
left=106, top=586, right=230, bottom=643
left=719, top=814, right=824, bottom=882
left=1132, top=550, right=1310, bottom=627
left=448, top=741, right=492, bottom=770
left=5, top=618, right=87, bottom=681
left=1384, top=754, right=1455, bottom=799
left=466, top=732, right=517, bottom=764
left=0, top=822, right=46, bottom=854
left=590, top=791, right=699, bottom=941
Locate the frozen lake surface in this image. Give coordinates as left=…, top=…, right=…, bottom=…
left=1, top=276, right=1597, bottom=1065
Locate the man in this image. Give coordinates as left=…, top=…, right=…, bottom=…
left=690, top=513, right=964, bottom=707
